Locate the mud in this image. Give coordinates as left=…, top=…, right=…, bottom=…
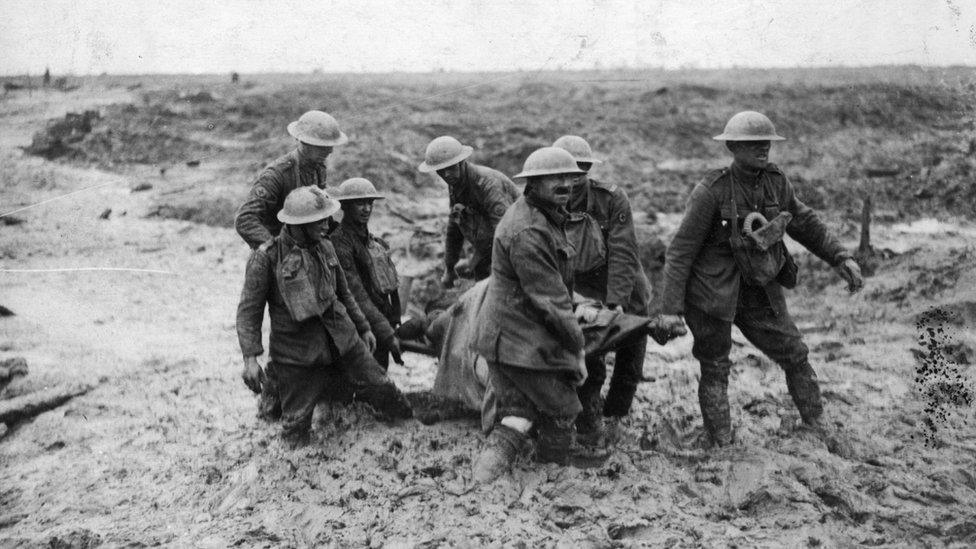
left=1, top=75, right=975, bottom=547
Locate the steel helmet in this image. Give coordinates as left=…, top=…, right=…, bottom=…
left=277, top=186, right=341, bottom=224
left=418, top=136, right=473, bottom=173
left=713, top=111, right=785, bottom=141
left=287, top=110, right=349, bottom=147
left=333, top=177, right=385, bottom=201
left=552, top=135, right=603, bottom=164
left=513, top=147, right=586, bottom=179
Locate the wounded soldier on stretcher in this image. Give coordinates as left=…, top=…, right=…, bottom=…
left=398, top=279, right=686, bottom=429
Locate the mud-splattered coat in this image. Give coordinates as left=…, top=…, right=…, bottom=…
left=569, top=177, right=651, bottom=314
left=471, top=194, right=584, bottom=373
left=662, top=163, right=851, bottom=321
left=444, top=162, right=519, bottom=275
left=236, top=232, right=371, bottom=366
left=329, top=218, right=400, bottom=349
left=235, top=150, right=328, bottom=249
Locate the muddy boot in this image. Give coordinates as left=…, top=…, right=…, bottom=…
left=574, top=393, right=605, bottom=448
left=699, top=372, right=734, bottom=447
left=472, top=425, right=529, bottom=484
left=785, top=360, right=825, bottom=424
left=801, top=416, right=855, bottom=459
left=363, top=384, right=413, bottom=421
left=536, top=417, right=575, bottom=465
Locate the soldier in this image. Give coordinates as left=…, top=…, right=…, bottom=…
left=235, top=110, right=348, bottom=421
left=236, top=110, right=348, bottom=249
left=661, top=111, right=863, bottom=452
left=417, top=136, right=519, bottom=286
left=552, top=135, right=658, bottom=446
left=470, top=147, right=594, bottom=483
left=236, top=186, right=412, bottom=447
left=329, top=177, right=403, bottom=371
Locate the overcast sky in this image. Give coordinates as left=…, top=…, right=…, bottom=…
left=2, top=0, right=974, bottom=75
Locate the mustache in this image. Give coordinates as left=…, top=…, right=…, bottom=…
left=553, top=186, right=571, bottom=196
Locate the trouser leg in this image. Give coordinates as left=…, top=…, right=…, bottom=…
left=684, top=306, right=734, bottom=446
left=735, top=305, right=822, bottom=423
left=335, top=339, right=412, bottom=419
left=471, top=247, right=492, bottom=281
left=603, top=331, right=647, bottom=417
left=488, top=361, right=583, bottom=463
left=575, top=354, right=606, bottom=439
left=373, top=338, right=391, bottom=372
left=257, top=361, right=282, bottom=421
left=276, top=363, right=328, bottom=447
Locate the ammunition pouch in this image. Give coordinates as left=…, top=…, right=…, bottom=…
left=275, top=244, right=335, bottom=322
left=366, top=237, right=400, bottom=293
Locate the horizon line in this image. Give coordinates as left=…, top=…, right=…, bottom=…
left=2, top=63, right=975, bottom=80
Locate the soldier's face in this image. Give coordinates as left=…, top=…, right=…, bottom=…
left=532, top=174, right=574, bottom=208
left=728, top=140, right=771, bottom=170
left=344, top=199, right=374, bottom=225
left=296, top=219, right=327, bottom=242
left=299, top=142, right=333, bottom=165
left=436, top=163, right=462, bottom=186
left=571, top=162, right=591, bottom=193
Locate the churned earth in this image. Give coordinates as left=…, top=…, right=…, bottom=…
left=1, top=75, right=975, bottom=548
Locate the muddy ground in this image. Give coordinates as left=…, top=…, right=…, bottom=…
left=1, top=75, right=976, bottom=548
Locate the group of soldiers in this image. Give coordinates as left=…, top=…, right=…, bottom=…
left=234, top=108, right=864, bottom=482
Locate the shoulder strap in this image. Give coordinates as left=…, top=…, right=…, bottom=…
left=726, top=172, right=745, bottom=248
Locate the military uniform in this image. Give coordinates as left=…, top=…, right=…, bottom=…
left=236, top=230, right=411, bottom=444
left=235, top=150, right=330, bottom=419
left=444, top=162, right=519, bottom=280
left=569, top=178, right=652, bottom=418
left=235, top=150, right=329, bottom=249
left=472, top=193, right=585, bottom=438
left=330, top=217, right=401, bottom=370
left=661, top=162, right=851, bottom=442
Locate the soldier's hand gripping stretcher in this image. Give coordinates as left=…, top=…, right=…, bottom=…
left=646, top=314, right=687, bottom=345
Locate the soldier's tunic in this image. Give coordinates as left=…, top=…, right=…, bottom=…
left=236, top=229, right=410, bottom=443
left=330, top=216, right=401, bottom=370
left=661, top=162, right=851, bottom=438
left=568, top=178, right=652, bottom=418
left=235, top=150, right=328, bottom=249
left=472, top=193, right=584, bottom=428
left=444, top=162, right=519, bottom=280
